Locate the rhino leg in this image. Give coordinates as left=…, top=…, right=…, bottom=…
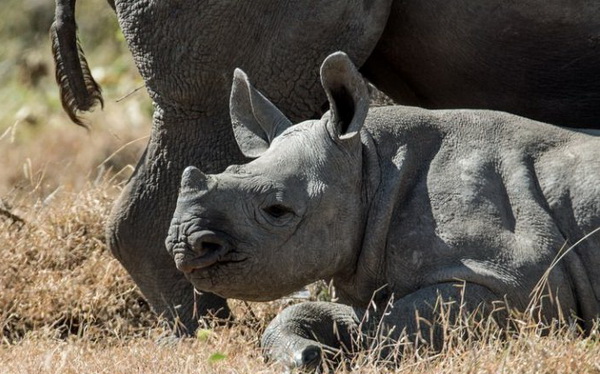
left=262, top=283, right=504, bottom=369
left=372, top=283, right=506, bottom=356
left=107, top=169, right=231, bottom=335
left=106, top=120, right=245, bottom=335
left=261, top=302, right=362, bottom=370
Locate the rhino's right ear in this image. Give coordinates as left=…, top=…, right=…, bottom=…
left=320, top=52, right=369, bottom=143
left=230, top=69, right=293, bottom=158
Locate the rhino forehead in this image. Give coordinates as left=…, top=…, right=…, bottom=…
left=245, top=151, right=328, bottom=184
left=239, top=160, right=338, bottom=201
left=266, top=123, right=332, bottom=162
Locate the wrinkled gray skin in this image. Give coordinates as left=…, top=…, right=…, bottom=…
left=52, top=0, right=600, bottom=334
left=167, top=52, right=600, bottom=369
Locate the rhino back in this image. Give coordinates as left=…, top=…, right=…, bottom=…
left=353, top=106, right=600, bottom=320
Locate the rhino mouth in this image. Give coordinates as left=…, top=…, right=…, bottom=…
left=172, top=242, right=246, bottom=274
left=173, top=248, right=223, bottom=272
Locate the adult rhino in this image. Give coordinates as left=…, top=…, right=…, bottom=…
left=52, top=0, right=600, bottom=333
left=166, top=52, right=600, bottom=369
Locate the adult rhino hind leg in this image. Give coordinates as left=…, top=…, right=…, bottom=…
left=106, top=128, right=239, bottom=335
left=51, top=0, right=228, bottom=335
left=106, top=178, right=229, bottom=336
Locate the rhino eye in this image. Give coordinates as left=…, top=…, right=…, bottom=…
left=263, top=204, right=294, bottom=219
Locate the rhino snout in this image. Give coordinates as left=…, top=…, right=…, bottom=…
left=173, top=230, right=230, bottom=273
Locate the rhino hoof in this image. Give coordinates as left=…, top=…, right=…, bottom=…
left=294, top=344, right=322, bottom=369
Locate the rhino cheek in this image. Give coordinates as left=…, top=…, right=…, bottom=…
left=188, top=270, right=294, bottom=301
left=184, top=245, right=314, bottom=301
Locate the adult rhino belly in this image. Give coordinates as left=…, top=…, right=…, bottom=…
left=368, top=0, right=600, bottom=128
left=114, top=0, right=392, bottom=120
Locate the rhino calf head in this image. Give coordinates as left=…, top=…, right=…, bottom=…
left=166, top=52, right=372, bottom=301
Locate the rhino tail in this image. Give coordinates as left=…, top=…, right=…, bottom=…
left=50, top=0, right=104, bottom=127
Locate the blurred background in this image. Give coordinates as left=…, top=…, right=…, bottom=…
left=0, top=0, right=152, bottom=203
left=0, top=0, right=158, bottom=342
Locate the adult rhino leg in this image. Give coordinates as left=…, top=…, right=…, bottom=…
left=262, top=283, right=506, bottom=370
left=106, top=117, right=244, bottom=335
left=107, top=179, right=227, bottom=335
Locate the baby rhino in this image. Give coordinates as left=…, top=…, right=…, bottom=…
left=166, top=52, right=600, bottom=369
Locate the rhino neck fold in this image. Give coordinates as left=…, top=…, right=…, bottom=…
left=334, top=125, right=442, bottom=308
left=333, top=130, right=386, bottom=307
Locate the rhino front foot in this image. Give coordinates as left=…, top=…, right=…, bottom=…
left=262, top=283, right=506, bottom=369
left=262, top=302, right=362, bottom=371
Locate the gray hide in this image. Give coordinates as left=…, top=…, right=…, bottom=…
left=167, top=52, right=600, bottom=369
left=52, top=0, right=600, bottom=334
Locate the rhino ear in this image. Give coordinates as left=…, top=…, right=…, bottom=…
left=320, top=52, right=369, bottom=142
left=230, top=69, right=293, bottom=158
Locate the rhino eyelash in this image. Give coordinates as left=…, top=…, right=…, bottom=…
left=262, top=204, right=294, bottom=219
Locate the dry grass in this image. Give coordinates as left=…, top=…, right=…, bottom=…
left=1, top=1, right=599, bottom=372
left=5, top=331, right=598, bottom=374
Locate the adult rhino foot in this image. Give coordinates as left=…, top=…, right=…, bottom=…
left=152, top=287, right=232, bottom=338
left=177, top=290, right=233, bottom=333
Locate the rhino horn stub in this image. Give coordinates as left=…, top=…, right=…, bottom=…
left=230, top=68, right=293, bottom=158
left=180, top=166, right=213, bottom=194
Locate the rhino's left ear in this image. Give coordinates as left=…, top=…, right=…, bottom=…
left=320, top=52, right=369, bottom=143
left=230, top=69, right=293, bottom=158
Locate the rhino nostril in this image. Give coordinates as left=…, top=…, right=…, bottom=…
left=201, top=241, right=222, bottom=253
left=188, top=230, right=226, bottom=255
